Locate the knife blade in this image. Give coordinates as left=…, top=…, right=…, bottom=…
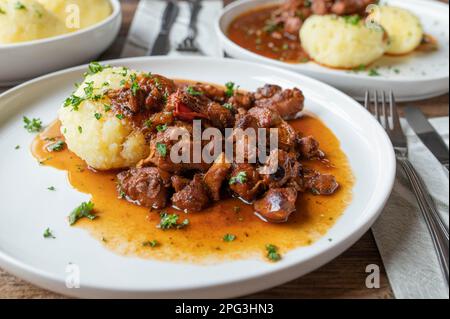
left=405, top=107, right=449, bottom=171
left=149, top=1, right=180, bottom=56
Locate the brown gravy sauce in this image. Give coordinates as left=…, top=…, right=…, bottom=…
left=32, top=114, right=354, bottom=264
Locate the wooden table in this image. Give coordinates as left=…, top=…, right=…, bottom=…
left=0, top=0, right=448, bottom=299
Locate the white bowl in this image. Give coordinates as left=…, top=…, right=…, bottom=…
left=0, top=57, right=396, bottom=298
left=0, top=0, right=121, bottom=86
left=216, top=0, right=449, bottom=101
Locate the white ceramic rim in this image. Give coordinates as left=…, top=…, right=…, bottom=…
left=216, top=0, right=450, bottom=83
left=0, top=57, right=396, bottom=296
left=0, top=0, right=121, bottom=49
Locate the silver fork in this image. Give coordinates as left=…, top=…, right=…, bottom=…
left=365, top=90, right=449, bottom=286
left=177, top=0, right=203, bottom=53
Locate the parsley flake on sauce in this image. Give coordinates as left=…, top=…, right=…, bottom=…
left=23, top=116, right=42, bottom=133
left=68, top=201, right=96, bottom=225
left=266, top=244, right=282, bottom=262
left=223, top=234, right=236, bottom=242
left=142, top=240, right=159, bottom=248
left=46, top=140, right=65, bottom=152
left=156, top=124, right=167, bottom=132
left=229, top=172, right=247, bottom=185
left=158, top=212, right=189, bottom=230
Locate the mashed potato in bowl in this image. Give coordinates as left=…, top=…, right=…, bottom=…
left=37, top=0, right=111, bottom=29
left=300, top=15, right=388, bottom=69
left=59, top=66, right=149, bottom=170
left=0, top=0, right=68, bottom=44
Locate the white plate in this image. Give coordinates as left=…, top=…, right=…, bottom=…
left=0, top=57, right=395, bottom=298
left=216, top=0, right=449, bottom=101
left=0, top=0, right=121, bottom=86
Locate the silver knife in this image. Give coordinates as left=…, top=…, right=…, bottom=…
left=405, top=107, right=449, bottom=172
left=149, top=1, right=180, bottom=56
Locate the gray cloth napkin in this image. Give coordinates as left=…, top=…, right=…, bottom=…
left=121, top=0, right=223, bottom=58
left=372, top=117, right=449, bottom=299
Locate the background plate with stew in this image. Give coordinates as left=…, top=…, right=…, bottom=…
left=0, top=57, right=395, bottom=298
left=217, top=0, right=449, bottom=102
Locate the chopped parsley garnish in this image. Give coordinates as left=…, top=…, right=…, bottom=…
left=310, top=187, right=320, bottom=195
left=48, top=186, right=56, bottom=191
left=158, top=212, right=189, bottom=230
left=120, top=79, right=126, bottom=86
left=229, top=171, right=247, bottom=185
left=263, top=20, right=279, bottom=33
left=223, top=234, right=236, bottom=242
left=225, top=82, right=236, bottom=98
left=23, top=116, right=42, bottom=133
left=131, top=81, right=140, bottom=96
left=104, top=104, right=111, bottom=112
left=223, top=103, right=234, bottom=110
left=68, top=201, right=96, bottom=225
left=352, top=64, right=367, bottom=72
left=43, top=228, right=55, bottom=239
left=64, top=94, right=85, bottom=111
left=85, top=61, right=109, bottom=76
left=78, top=126, right=83, bottom=133
left=15, top=145, right=20, bottom=150
left=393, top=68, right=400, bottom=74
left=144, top=119, right=153, bottom=129
left=368, top=68, right=380, bottom=76
left=156, top=142, right=167, bottom=157
left=15, top=1, right=26, bottom=10
left=116, top=114, right=124, bottom=120
left=156, top=124, right=167, bottom=132
left=186, top=86, right=203, bottom=96
left=266, top=244, right=282, bottom=262
left=142, top=240, right=159, bottom=248
left=94, top=113, right=102, bottom=120
left=47, top=140, right=65, bottom=152
left=343, top=15, right=361, bottom=25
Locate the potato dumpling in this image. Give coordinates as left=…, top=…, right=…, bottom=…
left=0, top=0, right=68, bottom=44
left=58, top=66, right=149, bottom=170
left=37, top=0, right=111, bottom=29
left=369, top=6, right=424, bottom=55
left=300, top=15, right=388, bottom=69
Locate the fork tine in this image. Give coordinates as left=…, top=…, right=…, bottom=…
left=382, top=91, right=389, bottom=129
left=390, top=90, right=401, bottom=130
left=374, top=91, right=382, bottom=126
left=364, top=91, right=370, bottom=110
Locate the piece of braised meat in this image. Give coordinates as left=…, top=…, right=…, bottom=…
left=203, top=153, right=232, bottom=201
left=260, top=149, right=302, bottom=189
left=227, top=91, right=255, bottom=110
left=248, top=107, right=282, bottom=128
left=276, top=120, right=299, bottom=152
left=171, top=175, right=190, bottom=192
left=330, top=0, right=376, bottom=15
left=298, top=136, right=325, bottom=159
left=142, top=124, right=212, bottom=173
left=254, top=85, right=304, bottom=120
left=117, top=167, right=171, bottom=209
left=172, top=174, right=211, bottom=212
left=304, top=170, right=339, bottom=195
left=166, top=89, right=234, bottom=129
left=229, top=163, right=265, bottom=203
left=254, top=188, right=298, bottom=223
left=108, top=74, right=176, bottom=116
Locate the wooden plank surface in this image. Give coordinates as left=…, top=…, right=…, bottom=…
left=0, top=0, right=448, bottom=299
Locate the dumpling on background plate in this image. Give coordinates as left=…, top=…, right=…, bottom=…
left=300, top=14, right=388, bottom=69
left=368, top=5, right=425, bottom=55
